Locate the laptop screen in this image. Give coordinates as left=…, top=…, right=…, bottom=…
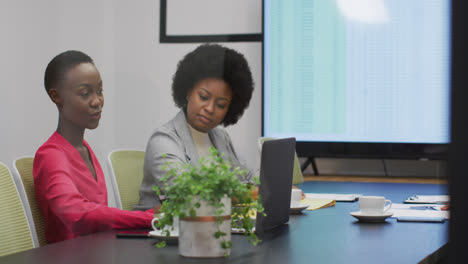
left=256, top=137, right=296, bottom=233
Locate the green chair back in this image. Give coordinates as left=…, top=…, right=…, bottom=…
left=108, top=150, right=145, bottom=210
left=0, top=162, right=34, bottom=256
left=14, top=157, right=47, bottom=247
left=259, top=137, right=304, bottom=185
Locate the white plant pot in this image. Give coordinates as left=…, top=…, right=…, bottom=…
left=179, top=195, right=232, bottom=258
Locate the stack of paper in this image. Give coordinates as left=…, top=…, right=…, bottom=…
left=391, top=203, right=450, bottom=219
left=404, top=195, right=450, bottom=204
left=305, top=193, right=361, bottom=202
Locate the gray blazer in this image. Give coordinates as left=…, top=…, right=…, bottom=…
left=136, top=110, right=256, bottom=210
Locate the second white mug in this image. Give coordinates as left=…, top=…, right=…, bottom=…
left=358, top=196, right=392, bottom=215
left=152, top=214, right=179, bottom=236
left=290, top=189, right=302, bottom=208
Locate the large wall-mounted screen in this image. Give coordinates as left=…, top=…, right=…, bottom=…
left=263, top=0, right=451, bottom=159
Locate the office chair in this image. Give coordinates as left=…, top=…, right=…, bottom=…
left=13, top=157, right=47, bottom=247
left=258, top=137, right=304, bottom=185
left=107, top=150, right=145, bottom=210
left=0, top=161, right=35, bottom=256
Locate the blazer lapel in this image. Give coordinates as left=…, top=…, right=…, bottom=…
left=173, top=110, right=199, bottom=165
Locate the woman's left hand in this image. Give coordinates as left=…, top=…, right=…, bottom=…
left=250, top=186, right=259, bottom=200
left=153, top=204, right=162, bottom=214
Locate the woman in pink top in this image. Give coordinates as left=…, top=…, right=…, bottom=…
left=33, top=50, right=154, bottom=243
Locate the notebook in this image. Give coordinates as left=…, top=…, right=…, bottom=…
left=232, top=137, right=296, bottom=234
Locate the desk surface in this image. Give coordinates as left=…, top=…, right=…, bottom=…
left=0, top=181, right=448, bottom=264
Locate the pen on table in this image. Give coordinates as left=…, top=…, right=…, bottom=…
left=116, top=233, right=151, bottom=238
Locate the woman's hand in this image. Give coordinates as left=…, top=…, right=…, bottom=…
left=231, top=186, right=259, bottom=205
left=233, top=185, right=304, bottom=204
left=154, top=204, right=162, bottom=214
left=250, top=186, right=259, bottom=201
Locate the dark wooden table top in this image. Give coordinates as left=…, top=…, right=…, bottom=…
left=0, top=181, right=448, bottom=264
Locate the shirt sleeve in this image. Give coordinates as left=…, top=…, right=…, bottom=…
left=34, top=145, right=154, bottom=236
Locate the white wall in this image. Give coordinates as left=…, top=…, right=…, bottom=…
left=0, top=0, right=116, bottom=163
left=0, top=0, right=263, bottom=207
left=0, top=0, right=445, bottom=206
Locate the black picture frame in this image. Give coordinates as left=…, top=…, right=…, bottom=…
left=159, top=0, right=262, bottom=43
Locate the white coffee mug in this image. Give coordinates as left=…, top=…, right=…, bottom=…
left=152, top=214, right=179, bottom=236
left=358, top=196, right=392, bottom=215
left=290, top=189, right=302, bottom=208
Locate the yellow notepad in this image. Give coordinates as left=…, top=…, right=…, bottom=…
left=301, top=198, right=335, bottom=210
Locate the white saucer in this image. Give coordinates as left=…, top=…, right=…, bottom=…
left=290, top=205, right=309, bottom=214
left=149, top=229, right=178, bottom=240
left=350, top=211, right=393, bottom=222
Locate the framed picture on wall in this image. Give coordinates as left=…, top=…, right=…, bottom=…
left=159, top=0, right=262, bottom=43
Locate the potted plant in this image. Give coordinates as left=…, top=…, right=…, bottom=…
left=153, top=147, right=264, bottom=258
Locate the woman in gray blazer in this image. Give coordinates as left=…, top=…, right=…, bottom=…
left=137, top=44, right=256, bottom=210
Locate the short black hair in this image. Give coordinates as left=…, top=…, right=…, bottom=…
left=44, top=50, right=94, bottom=93
left=172, top=44, right=254, bottom=126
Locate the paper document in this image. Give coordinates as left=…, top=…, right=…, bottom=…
left=404, top=195, right=450, bottom=204
left=390, top=203, right=450, bottom=219
left=305, top=193, right=361, bottom=202
left=301, top=198, right=335, bottom=211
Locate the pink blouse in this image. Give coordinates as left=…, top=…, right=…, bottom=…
left=33, top=132, right=153, bottom=243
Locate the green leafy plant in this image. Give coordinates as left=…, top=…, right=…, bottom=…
left=153, top=147, right=265, bottom=250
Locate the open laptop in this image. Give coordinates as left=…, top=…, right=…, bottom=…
left=232, top=137, right=296, bottom=234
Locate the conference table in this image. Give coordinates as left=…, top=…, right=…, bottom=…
left=0, top=181, right=448, bottom=264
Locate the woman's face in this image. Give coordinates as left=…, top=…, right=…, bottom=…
left=186, top=78, right=232, bottom=133
left=54, top=62, right=104, bottom=130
